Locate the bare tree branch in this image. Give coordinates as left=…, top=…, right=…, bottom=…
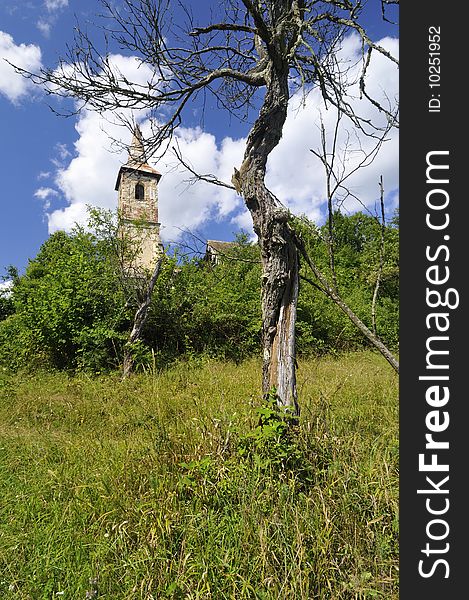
left=381, top=0, right=399, bottom=25
left=306, top=109, right=399, bottom=372
left=371, top=175, right=386, bottom=336
left=294, top=229, right=399, bottom=373
left=171, top=140, right=237, bottom=190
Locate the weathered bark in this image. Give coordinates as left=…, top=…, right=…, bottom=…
left=234, top=64, right=300, bottom=414
left=122, top=256, right=163, bottom=378
left=260, top=219, right=299, bottom=414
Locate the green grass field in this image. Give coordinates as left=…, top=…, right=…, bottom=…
left=0, top=351, right=398, bottom=599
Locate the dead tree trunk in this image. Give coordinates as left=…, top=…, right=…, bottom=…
left=233, top=65, right=300, bottom=415
left=261, top=217, right=299, bottom=414
left=122, top=256, right=163, bottom=378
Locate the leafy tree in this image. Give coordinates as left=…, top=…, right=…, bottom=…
left=0, top=212, right=398, bottom=372
left=0, top=296, right=12, bottom=322
left=6, top=228, right=128, bottom=371
left=0, top=289, right=14, bottom=323
left=143, top=234, right=263, bottom=364
left=296, top=210, right=399, bottom=353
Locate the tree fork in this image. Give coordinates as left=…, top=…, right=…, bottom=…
left=122, top=256, right=163, bottom=379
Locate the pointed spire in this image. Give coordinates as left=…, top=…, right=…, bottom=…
left=127, top=122, right=147, bottom=166
left=115, top=123, right=161, bottom=191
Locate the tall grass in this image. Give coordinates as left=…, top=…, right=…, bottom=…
left=0, top=352, right=398, bottom=599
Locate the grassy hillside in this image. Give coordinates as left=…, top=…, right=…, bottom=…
left=0, top=352, right=398, bottom=599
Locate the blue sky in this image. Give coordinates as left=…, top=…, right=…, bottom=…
left=0, top=0, right=399, bottom=276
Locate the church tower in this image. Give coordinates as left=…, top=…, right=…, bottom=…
left=115, top=124, right=162, bottom=273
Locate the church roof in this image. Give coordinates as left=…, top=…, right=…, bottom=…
left=205, top=240, right=239, bottom=264
left=115, top=123, right=161, bottom=190
left=206, top=240, right=236, bottom=254
left=115, top=164, right=161, bottom=190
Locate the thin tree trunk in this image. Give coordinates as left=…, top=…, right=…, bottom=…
left=122, top=257, right=163, bottom=378
left=371, top=176, right=386, bottom=336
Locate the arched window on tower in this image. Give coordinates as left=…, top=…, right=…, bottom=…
left=135, top=183, right=145, bottom=200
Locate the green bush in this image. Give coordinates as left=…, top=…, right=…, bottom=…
left=0, top=211, right=399, bottom=372
left=3, top=228, right=129, bottom=372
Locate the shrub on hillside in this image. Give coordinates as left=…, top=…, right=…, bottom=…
left=0, top=211, right=399, bottom=372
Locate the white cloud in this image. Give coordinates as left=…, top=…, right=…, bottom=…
left=0, top=280, right=13, bottom=295
left=50, top=141, right=72, bottom=167
left=37, top=0, right=69, bottom=37
left=34, top=187, right=59, bottom=211
left=231, top=209, right=254, bottom=235
left=43, top=35, right=398, bottom=240
left=0, top=31, right=42, bottom=103
left=45, top=114, right=244, bottom=241
left=42, top=52, right=242, bottom=238
left=46, top=110, right=127, bottom=232
left=35, top=187, right=59, bottom=200
left=37, top=19, right=52, bottom=38
left=48, top=201, right=90, bottom=234
left=154, top=128, right=244, bottom=242
left=44, top=54, right=160, bottom=232
left=45, top=0, right=68, bottom=10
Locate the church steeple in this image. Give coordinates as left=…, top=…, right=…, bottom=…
left=127, top=122, right=147, bottom=167
left=115, top=124, right=163, bottom=273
